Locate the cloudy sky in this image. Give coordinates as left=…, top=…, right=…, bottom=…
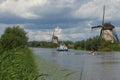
left=0, top=0, right=120, bottom=41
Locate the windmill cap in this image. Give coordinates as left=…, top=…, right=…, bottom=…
left=103, top=23, right=115, bottom=30
left=53, top=36, right=58, bottom=39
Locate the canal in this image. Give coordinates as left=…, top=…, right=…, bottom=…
left=32, top=48, right=120, bottom=80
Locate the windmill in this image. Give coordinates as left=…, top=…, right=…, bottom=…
left=91, top=6, right=119, bottom=43
left=52, top=26, right=62, bottom=44
left=52, top=32, right=58, bottom=44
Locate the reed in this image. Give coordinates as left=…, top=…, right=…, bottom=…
left=0, top=48, right=38, bottom=80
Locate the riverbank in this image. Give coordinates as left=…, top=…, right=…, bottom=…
left=0, top=48, right=38, bottom=80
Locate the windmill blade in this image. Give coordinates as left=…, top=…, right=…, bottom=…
left=113, top=29, right=119, bottom=42
left=102, top=5, right=105, bottom=25
left=91, top=25, right=102, bottom=29
left=100, top=29, right=103, bottom=36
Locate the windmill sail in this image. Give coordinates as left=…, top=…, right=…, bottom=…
left=91, top=25, right=102, bottom=29
left=113, top=29, right=119, bottom=42
left=102, top=5, right=105, bottom=25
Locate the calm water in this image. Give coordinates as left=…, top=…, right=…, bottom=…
left=32, top=48, right=120, bottom=80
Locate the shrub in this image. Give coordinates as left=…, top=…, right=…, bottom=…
left=100, top=47, right=112, bottom=51
left=0, top=26, right=28, bottom=49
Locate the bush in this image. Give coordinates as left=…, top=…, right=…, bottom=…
left=0, top=26, right=28, bottom=49
left=100, top=47, right=112, bottom=51
left=74, top=36, right=120, bottom=51
left=109, top=44, right=120, bottom=51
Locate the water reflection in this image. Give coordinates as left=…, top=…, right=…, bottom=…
left=100, top=52, right=120, bottom=80
left=52, top=51, right=70, bottom=56
left=32, top=48, right=120, bottom=80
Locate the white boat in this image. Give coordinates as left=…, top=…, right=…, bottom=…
left=57, top=44, right=68, bottom=51
left=89, top=50, right=96, bottom=55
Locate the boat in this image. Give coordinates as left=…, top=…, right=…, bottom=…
left=89, top=50, right=96, bottom=55
left=57, top=44, right=68, bottom=51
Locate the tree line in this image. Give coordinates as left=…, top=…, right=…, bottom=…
left=28, top=40, right=74, bottom=48
left=74, top=36, right=120, bottom=51
left=28, top=36, right=120, bottom=51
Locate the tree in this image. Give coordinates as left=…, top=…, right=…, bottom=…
left=74, top=40, right=85, bottom=50
left=73, top=36, right=120, bottom=51
left=0, top=26, right=28, bottom=49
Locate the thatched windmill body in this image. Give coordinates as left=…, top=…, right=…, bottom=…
left=92, top=6, right=119, bottom=43
left=52, top=33, right=58, bottom=44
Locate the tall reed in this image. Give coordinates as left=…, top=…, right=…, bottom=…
left=0, top=48, right=38, bottom=80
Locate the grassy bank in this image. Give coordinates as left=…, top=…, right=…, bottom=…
left=0, top=48, right=38, bottom=80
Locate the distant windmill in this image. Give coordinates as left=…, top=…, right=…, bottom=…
left=52, top=26, right=61, bottom=44
left=91, top=5, right=119, bottom=43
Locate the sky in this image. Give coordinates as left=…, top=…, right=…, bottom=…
left=0, top=0, right=120, bottom=41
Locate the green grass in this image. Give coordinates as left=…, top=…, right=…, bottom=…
left=0, top=48, right=38, bottom=80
